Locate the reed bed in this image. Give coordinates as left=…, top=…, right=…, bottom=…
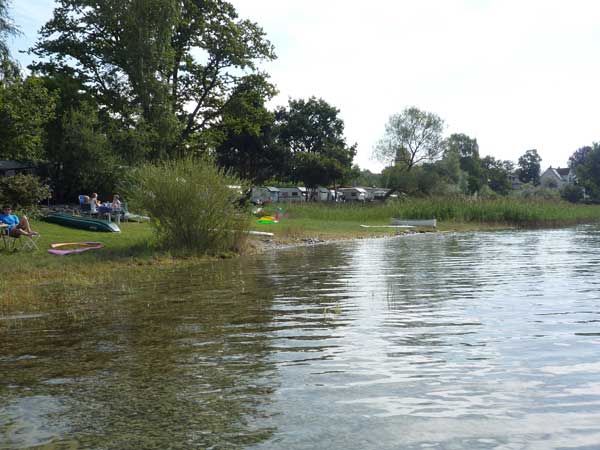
left=279, top=197, right=600, bottom=227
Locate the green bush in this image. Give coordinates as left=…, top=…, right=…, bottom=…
left=509, top=183, right=560, bottom=201
left=560, top=184, right=585, bottom=203
left=0, top=174, right=51, bottom=211
left=122, top=157, right=249, bottom=254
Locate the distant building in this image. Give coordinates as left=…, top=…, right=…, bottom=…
left=540, top=167, right=574, bottom=188
left=507, top=173, right=523, bottom=189
left=0, top=160, right=37, bottom=177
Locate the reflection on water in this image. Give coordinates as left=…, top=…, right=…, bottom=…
left=2, top=226, right=600, bottom=449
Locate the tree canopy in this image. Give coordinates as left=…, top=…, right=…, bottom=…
left=445, top=133, right=484, bottom=194
left=213, top=75, right=286, bottom=184
left=0, top=76, right=56, bottom=160
left=274, top=97, right=356, bottom=188
left=568, top=145, right=592, bottom=170
left=482, top=156, right=513, bottom=195
left=570, top=143, right=600, bottom=201
left=0, top=1, right=569, bottom=204
left=0, top=0, right=21, bottom=85
left=374, top=107, right=445, bottom=171
left=517, top=149, right=542, bottom=185
left=31, top=0, right=276, bottom=159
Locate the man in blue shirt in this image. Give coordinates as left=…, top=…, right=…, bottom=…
left=0, top=205, right=37, bottom=238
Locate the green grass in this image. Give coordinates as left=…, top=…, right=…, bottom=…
left=1, top=220, right=155, bottom=264
left=0, top=220, right=160, bottom=307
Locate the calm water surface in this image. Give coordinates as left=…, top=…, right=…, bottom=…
left=2, top=227, right=600, bottom=449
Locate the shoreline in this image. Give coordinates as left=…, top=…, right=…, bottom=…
left=244, top=228, right=443, bottom=254
left=0, top=220, right=582, bottom=309
left=243, top=218, right=522, bottom=254
left=0, top=226, right=447, bottom=309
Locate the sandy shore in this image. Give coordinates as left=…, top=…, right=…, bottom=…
left=244, top=229, right=438, bottom=254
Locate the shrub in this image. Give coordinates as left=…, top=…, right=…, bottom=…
left=0, top=174, right=51, bottom=211
left=509, top=183, right=560, bottom=201
left=560, top=184, right=585, bottom=203
left=122, top=157, right=249, bottom=254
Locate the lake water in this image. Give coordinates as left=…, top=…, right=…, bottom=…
left=2, top=227, right=600, bottom=449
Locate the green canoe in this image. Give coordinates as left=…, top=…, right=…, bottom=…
left=43, top=213, right=121, bottom=232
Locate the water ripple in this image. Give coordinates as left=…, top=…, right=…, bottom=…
left=3, top=227, right=600, bottom=449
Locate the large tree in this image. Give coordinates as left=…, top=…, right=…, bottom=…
left=0, top=0, right=21, bottom=85
left=444, top=133, right=484, bottom=194
left=570, top=143, right=600, bottom=201
left=275, top=97, right=356, bottom=190
left=373, top=107, right=445, bottom=171
left=373, top=107, right=444, bottom=198
left=58, top=101, right=121, bottom=200
left=517, top=149, right=542, bottom=185
left=39, top=73, right=123, bottom=201
left=0, top=76, right=56, bottom=160
left=213, top=75, right=287, bottom=184
left=568, top=145, right=593, bottom=170
left=30, top=0, right=276, bottom=159
left=482, top=156, right=513, bottom=195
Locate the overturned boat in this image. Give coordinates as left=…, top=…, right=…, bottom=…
left=391, top=218, right=437, bottom=228
left=43, top=213, right=121, bottom=232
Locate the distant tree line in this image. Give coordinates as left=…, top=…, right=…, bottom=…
left=368, top=107, right=538, bottom=197
left=0, top=0, right=598, bottom=205
left=368, top=106, right=600, bottom=203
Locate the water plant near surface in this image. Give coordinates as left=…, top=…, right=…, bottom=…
left=280, top=197, right=600, bottom=227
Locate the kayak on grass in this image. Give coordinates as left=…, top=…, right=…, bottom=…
left=48, top=242, right=103, bottom=255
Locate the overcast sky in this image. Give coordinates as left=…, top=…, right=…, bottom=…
left=8, top=0, right=600, bottom=173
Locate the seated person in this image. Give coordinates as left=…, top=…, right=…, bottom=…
left=87, top=193, right=101, bottom=214
left=89, top=193, right=101, bottom=206
left=0, top=205, right=37, bottom=238
left=111, top=194, right=121, bottom=210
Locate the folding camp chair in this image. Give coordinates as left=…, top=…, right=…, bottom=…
left=1, top=227, right=40, bottom=251
left=0, top=224, right=10, bottom=250
left=20, top=233, right=41, bottom=251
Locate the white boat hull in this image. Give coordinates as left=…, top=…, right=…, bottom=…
left=391, top=218, right=437, bottom=227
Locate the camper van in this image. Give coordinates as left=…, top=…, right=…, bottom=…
left=277, top=187, right=306, bottom=202
left=338, top=187, right=367, bottom=202
left=250, top=186, right=280, bottom=204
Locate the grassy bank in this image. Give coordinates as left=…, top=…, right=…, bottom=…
left=0, top=221, right=156, bottom=306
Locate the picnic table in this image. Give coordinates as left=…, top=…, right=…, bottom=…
left=98, top=204, right=122, bottom=224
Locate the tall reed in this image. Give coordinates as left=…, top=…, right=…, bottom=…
left=280, top=197, right=600, bottom=226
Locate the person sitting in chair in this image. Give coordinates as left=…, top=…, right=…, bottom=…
left=0, top=205, right=38, bottom=238
left=89, top=193, right=101, bottom=206
left=87, top=193, right=101, bottom=214
left=111, top=194, right=121, bottom=210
